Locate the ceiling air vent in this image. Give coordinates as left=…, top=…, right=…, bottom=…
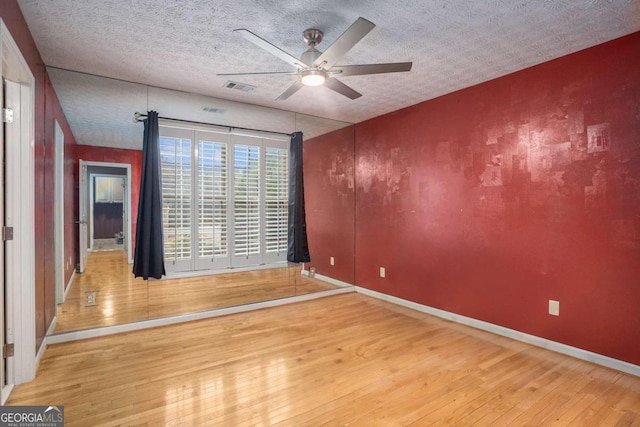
left=224, top=80, right=256, bottom=93
left=202, top=107, right=226, bottom=113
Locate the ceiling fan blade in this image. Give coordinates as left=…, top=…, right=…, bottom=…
left=324, top=78, right=362, bottom=100
left=331, top=62, right=412, bottom=76
left=235, top=29, right=306, bottom=69
left=276, top=80, right=305, bottom=101
left=312, top=17, right=375, bottom=69
left=217, top=71, right=297, bottom=76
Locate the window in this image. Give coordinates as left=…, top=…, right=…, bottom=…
left=264, top=147, right=289, bottom=257
left=233, top=144, right=261, bottom=258
left=198, top=140, right=227, bottom=260
left=159, top=125, right=289, bottom=273
left=160, top=134, right=192, bottom=267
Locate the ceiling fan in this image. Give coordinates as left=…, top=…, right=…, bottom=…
left=217, top=17, right=412, bottom=101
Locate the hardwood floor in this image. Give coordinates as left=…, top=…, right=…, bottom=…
left=55, top=250, right=338, bottom=333
left=13, top=293, right=640, bottom=426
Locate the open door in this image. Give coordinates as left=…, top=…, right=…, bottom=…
left=78, top=160, right=88, bottom=273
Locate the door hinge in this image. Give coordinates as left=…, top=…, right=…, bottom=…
left=3, top=343, right=14, bottom=358
left=2, top=108, right=14, bottom=124
left=2, top=226, right=14, bottom=241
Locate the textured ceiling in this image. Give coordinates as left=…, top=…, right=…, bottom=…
left=18, top=0, right=640, bottom=149
left=46, top=68, right=351, bottom=149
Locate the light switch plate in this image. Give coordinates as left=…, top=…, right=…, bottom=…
left=330, top=257, right=335, bottom=266
left=380, top=267, right=386, bottom=278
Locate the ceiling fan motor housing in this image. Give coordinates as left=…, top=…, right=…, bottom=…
left=301, top=48, right=322, bottom=66
left=302, top=29, right=324, bottom=67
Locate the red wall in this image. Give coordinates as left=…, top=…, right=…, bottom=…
left=73, top=145, right=142, bottom=258
left=304, top=126, right=355, bottom=284
left=43, top=73, right=79, bottom=331
left=355, top=32, right=640, bottom=365
left=1, top=1, right=78, bottom=350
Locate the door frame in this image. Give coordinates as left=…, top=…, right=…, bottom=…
left=79, top=161, right=133, bottom=264
left=1, top=19, right=36, bottom=399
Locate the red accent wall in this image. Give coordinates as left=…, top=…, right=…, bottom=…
left=304, top=126, right=355, bottom=284
left=355, top=32, right=640, bottom=365
left=1, top=1, right=78, bottom=350
left=73, top=145, right=142, bottom=258
left=44, top=74, right=78, bottom=294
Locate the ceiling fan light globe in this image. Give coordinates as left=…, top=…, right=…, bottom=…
left=300, top=70, right=326, bottom=86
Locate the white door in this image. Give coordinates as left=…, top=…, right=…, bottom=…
left=78, top=161, right=88, bottom=273
left=1, top=78, right=7, bottom=402
left=2, top=78, right=24, bottom=397
left=1, top=22, right=37, bottom=388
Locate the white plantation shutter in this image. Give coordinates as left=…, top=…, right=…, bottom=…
left=233, top=144, right=261, bottom=258
left=264, top=147, right=289, bottom=256
left=159, top=125, right=288, bottom=272
left=198, top=139, right=228, bottom=265
left=160, top=136, right=192, bottom=265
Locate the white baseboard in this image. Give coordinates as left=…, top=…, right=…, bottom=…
left=1, top=385, right=14, bottom=405
left=48, top=286, right=355, bottom=344
left=63, top=269, right=75, bottom=303
left=301, top=270, right=353, bottom=288
left=355, top=286, right=640, bottom=378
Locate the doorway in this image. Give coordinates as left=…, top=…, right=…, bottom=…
left=78, top=161, right=132, bottom=273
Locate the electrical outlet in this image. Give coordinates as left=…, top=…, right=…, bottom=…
left=380, top=267, right=386, bottom=278
left=330, top=257, right=335, bottom=266
left=86, top=291, right=98, bottom=306
left=549, top=300, right=560, bottom=316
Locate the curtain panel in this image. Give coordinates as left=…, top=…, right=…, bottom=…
left=287, top=131, right=311, bottom=263
left=133, top=111, right=166, bottom=279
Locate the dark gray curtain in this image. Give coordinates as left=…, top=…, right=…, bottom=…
left=287, top=131, right=311, bottom=263
left=133, top=111, right=166, bottom=279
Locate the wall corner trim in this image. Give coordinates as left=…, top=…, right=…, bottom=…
left=355, top=286, right=640, bottom=378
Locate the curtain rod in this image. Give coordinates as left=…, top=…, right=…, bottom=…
left=133, top=112, right=295, bottom=137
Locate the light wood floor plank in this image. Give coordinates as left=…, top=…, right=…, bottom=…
left=9, top=293, right=640, bottom=426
